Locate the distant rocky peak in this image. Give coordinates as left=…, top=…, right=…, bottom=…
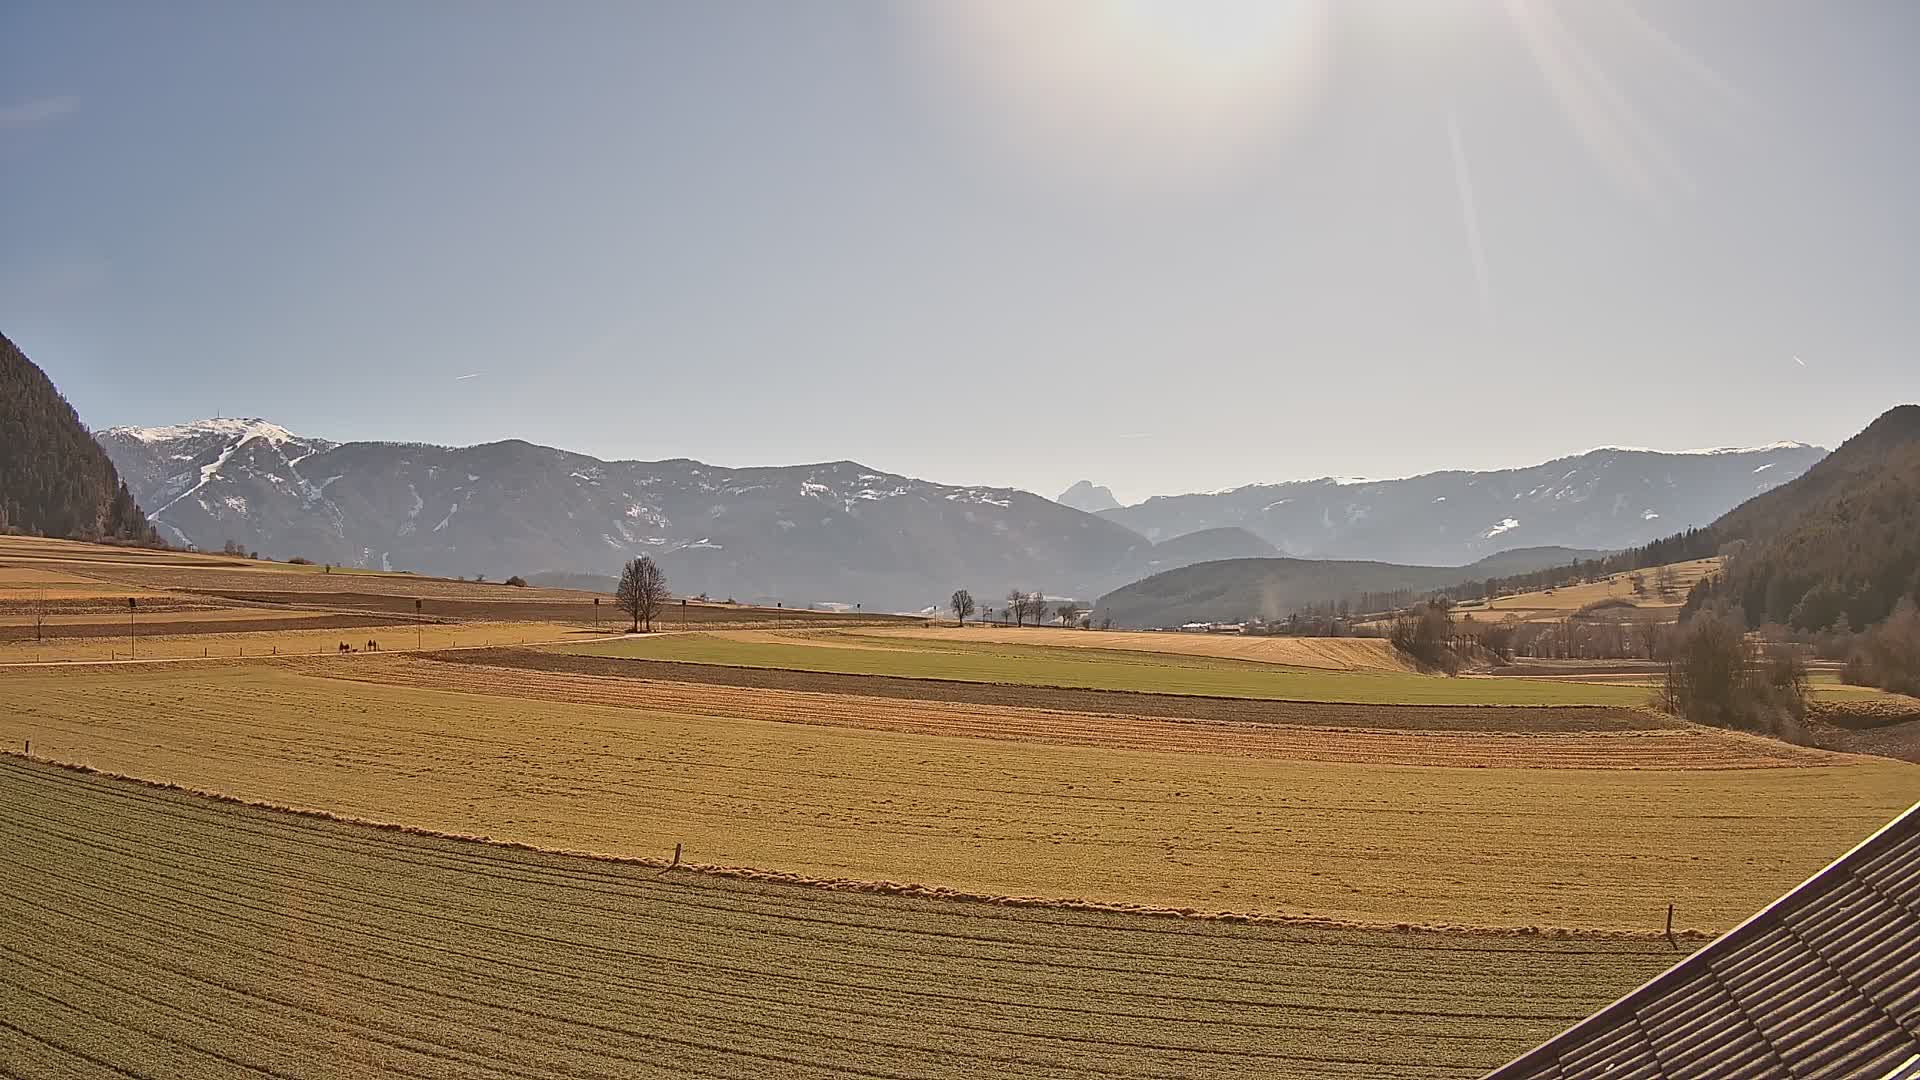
left=1057, top=479, right=1121, bottom=513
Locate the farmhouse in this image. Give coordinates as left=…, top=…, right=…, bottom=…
left=1488, top=801, right=1920, bottom=1079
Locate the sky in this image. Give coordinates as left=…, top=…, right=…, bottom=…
left=4, top=1, right=1917, bottom=505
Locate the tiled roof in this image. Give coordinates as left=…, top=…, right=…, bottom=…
left=1488, top=802, right=1920, bottom=1080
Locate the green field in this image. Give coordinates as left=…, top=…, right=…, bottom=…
left=556, top=631, right=1651, bottom=706
left=0, top=756, right=1693, bottom=1079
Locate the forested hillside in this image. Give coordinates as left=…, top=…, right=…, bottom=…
left=1686, top=404, right=1920, bottom=630
left=0, top=332, right=153, bottom=541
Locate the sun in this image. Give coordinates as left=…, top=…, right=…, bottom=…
left=917, top=0, right=1332, bottom=188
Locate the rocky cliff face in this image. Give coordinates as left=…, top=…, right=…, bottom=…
left=1056, top=480, right=1121, bottom=514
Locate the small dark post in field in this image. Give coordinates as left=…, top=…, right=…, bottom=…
left=128, top=597, right=137, bottom=657
left=1665, top=903, right=1676, bottom=950
left=671, top=843, right=682, bottom=869
left=416, top=599, right=424, bottom=650
left=22, top=740, right=28, bottom=757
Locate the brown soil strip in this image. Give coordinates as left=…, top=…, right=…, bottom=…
left=438, top=647, right=1676, bottom=733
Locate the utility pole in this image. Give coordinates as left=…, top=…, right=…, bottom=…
left=415, top=598, right=423, bottom=650
left=128, top=597, right=136, bottom=657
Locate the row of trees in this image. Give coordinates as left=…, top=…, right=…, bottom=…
left=948, top=588, right=1091, bottom=628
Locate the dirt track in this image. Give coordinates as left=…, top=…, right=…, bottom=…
left=439, top=648, right=1677, bottom=733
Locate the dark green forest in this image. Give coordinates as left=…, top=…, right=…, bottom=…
left=0, top=331, right=155, bottom=541
left=1684, top=404, right=1920, bottom=631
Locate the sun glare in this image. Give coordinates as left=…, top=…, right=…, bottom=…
left=919, top=0, right=1330, bottom=188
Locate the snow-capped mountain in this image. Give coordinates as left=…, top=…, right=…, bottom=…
left=1095, top=443, right=1827, bottom=565
left=97, top=419, right=1274, bottom=609
left=97, top=419, right=1824, bottom=609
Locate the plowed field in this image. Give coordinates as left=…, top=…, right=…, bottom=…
left=4, top=663, right=1910, bottom=931
left=0, top=756, right=1695, bottom=1079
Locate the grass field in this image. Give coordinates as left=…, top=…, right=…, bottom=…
left=866, top=625, right=1419, bottom=671
left=556, top=630, right=1652, bottom=706
left=4, top=662, right=1910, bottom=932
left=0, top=756, right=1698, bottom=1079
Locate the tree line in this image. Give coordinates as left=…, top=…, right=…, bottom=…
left=947, top=588, right=1095, bottom=628
left=1, top=332, right=157, bottom=544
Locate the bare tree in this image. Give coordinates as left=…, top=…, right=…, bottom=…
left=1006, top=589, right=1026, bottom=627
left=1055, top=602, right=1081, bottom=627
left=1628, top=572, right=1647, bottom=598
left=1098, top=611, right=1114, bottom=631
left=616, top=555, right=670, bottom=632
left=1655, top=564, right=1678, bottom=598
left=31, top=587, right=48, bottom=643
left=950, top=589, right=976, bottom=626
left=1027, top=592, right=1046, bottom=626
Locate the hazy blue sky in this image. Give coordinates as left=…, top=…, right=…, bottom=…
left=4, top=1, right=1916, bottom=503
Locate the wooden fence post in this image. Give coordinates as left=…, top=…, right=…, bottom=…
left=1666, top=903, right=1676, bottom=949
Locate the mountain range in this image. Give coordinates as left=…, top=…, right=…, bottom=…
left=97, top=418, right=1825, bottom=612
left=98, top=419, right=1282, bottom=610
left=1091, top=443, right=1826, bottom=565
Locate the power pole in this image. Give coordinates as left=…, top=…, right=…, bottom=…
left=128, top=597, right=137, bottom=657
left=415, top=598, right=423, bottom=650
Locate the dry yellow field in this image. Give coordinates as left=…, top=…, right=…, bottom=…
left=1, top=606, right=361, bottom=628
left=0, top=621, right=608, bottom=663
left=1450, top=557, right=1722, bottom=624
left=0, top=756, right=1693, bottom=1079
left=865, top=625, right=1418, bottom=671
left=4, top=661, right=1911, bottom=932
left=328, top=655, right=1809, bottom=768
left=0, top=534, right=592, bottom=600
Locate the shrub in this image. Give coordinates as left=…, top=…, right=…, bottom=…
left=504, top=575, right=528, bottom=588
left=1573, top=597, right=1638, bottom=619
left=1661, top=611, right=1808, bottom=738
left=1844, top=599, right=1920, bottom=697
left=287, top=556, right=314, bottom=565
left=1389, top=601, right=1461, bottom=674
